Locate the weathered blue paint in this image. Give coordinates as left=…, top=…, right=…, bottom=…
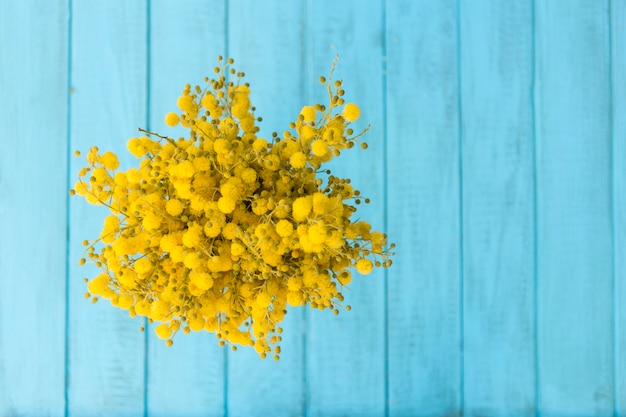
left=535, top=2, right=614, bottom=416
left=460, top=1, right=536, bottom=415
left=0, top=0, right=68, bottom=415
left=613, top=3, right=626, bottom=416
left=0, top=0, right=624, bottom=416
left=67, top=1, right=148, bottom=415
left=386, top=1, right=462, bottom=416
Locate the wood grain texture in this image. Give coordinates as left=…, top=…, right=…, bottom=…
left=459, top=1, right=536, bottom=415
left=226, top=1, right=307, bottom=416
left=386, top=1, right=462, bottom=415
left=306, top=0, right=386, bottom=416
left=0, top=0, right=68, bottom=414
left=1, top=1, right=626, bottom=415
left=146, top=2, right=226, bottom=415
left=612, top=0, right=626, bottom=415
left=535, top=1, right=614, bottom=415
left=68, top=1, right=148, bottom=414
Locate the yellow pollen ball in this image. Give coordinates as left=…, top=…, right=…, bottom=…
left=355, top=258, right=373, bottom=275
left=214, top=138, right=229, bottom=154
left=103, top=215, right=121, bottom=233
left=183, top=225, right=202, bottom=248
left=100, top=151, right=120, bottom=170
left=193, top=156, right=211, bottom=172
left=127, top=137, right=146, bottom=158
left=190, top=271, right=213, bottom=291
left=177, top=95, right=197, bottom=115
left=308, top=223, right=327, bottom=245
left=252, top=138, right=268, bottom=152
left=287, top=291, right=304, bottom=307
left=342, top=103, right=360, bottom=122
left=292, top=196, right=312, bottom=221
left=230, top=242, right=246, bottom=257
left=201, top=93, right=219, bottom=114
left=189, top=316, right=206, bottom=332
left=312, top=193, right=330, bottom=215
left=222, top=223, right=238, bottom=240
left=290, top=152, right=307, bottom=169
left=299, top=125, right=315, bottom=142
left=204, top=221, right=221, bottom=238
left=219, top=117, right=238, bottom=137
left=87, top=273, right=109, bottom=295
left=118, top=294, right=134, bottom=309
left=164, top=112, right=179, bottom=127
left=184, top=252, right=202, bottom=269
left=114, top=172, right=127, bottom=187
left=255, top=292, right=271, bottom=308
left=241, top=168, right=257, bottom=184
left=300, top=106, right=316, bottom=122
left=275, top=220, right=294, bottom=237
left=166, top=199, right=184, bottom=216
left=311, top=140, right=329, bottom=157
left=142, top=213, right=161, bottom=230
left=159, top=234, right=176, bottom=252
left=177, top=160, right=195, bottom=179
left=155, top=323, right=172, bottom=340
left=264, top=155, right=280, bottom=171
left=218, top=197, right=236, bottom=214
left=134, top=257, right=152, bottom=275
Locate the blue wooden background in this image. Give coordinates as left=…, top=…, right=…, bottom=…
left=1, top=0, right=625, bottom=415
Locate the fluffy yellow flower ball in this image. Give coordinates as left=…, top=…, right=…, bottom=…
left=300, top=105, right=316, bottom=122
left=355, top=258, right=373, bottom=275
left=164, top=112, right=179, bottom=127
left=342, top=103, right=360, bottom=122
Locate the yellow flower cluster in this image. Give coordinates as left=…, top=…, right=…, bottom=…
left=71, top=57, right=394, bottom=359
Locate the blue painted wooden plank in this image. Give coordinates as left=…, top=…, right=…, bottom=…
left=386, top=1, right=462, bottom=415
left=146, top=2, right=226, bottom=415
left=0, top=0, right=68, bottom=415
left=68, top=1, right=148, bottom=415
left=535, top=1, right=614, bottom=415
left=459, top=2, right=536, bottom=415
left=226, top=2, right=306, bottom=416
left=612, top=1, right=626, bottom=415
left=306, top=1, right=386, bottom=416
